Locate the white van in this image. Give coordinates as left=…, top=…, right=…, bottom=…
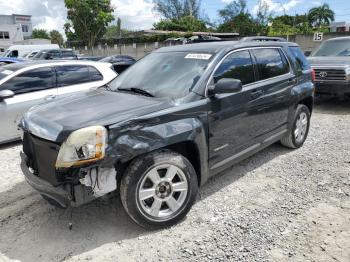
left=3, top=44, right=60, bottom=58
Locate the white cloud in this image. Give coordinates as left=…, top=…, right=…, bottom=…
left=0, top=0, right=159, bottom=38
left=111, top=0, right=159, bottom=30
left=253, top=0, right=301, bottom=15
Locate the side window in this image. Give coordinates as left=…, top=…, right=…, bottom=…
left=0, top=67, right=54, bottom=95
left=213, top=50, right=255, bottom=85
left=50, top=50, right=60, bottom=58
left=88, top=66, right=103, bottom=81
left=254, top=48, right=289, bottom=80
left=61, top=51, right=74, bottom=58
left=56, top=65, right=90, bottom=87
left=288, top=46, right=311, bottom=75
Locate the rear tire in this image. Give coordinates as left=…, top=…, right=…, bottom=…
left=281, top=104, right=310, bottom=149
left=120, top=150, right=198, bottom=229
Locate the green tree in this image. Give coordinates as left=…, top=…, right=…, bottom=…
left=308, top=3, right=334, bottom=27
left=64, top=0, right=114, bottom=52
left=218, top=0, right=247, bottom=22
left=269, top=14, right=313, bottom=35
left=153, top=0, right=202, bottom=19
left=254, top=0, right=273, bottom=35
left=49, top=30, right=64, bottom=46
left=217, top=13, right=257, bottom=36
left=32, top=29, right=50, bottom=39
left=153, top=16, right=207, bottom=31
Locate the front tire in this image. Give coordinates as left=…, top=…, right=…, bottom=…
left=120, top=150, right=198, bottom=228
left=281, top=104, right=311, bottom=149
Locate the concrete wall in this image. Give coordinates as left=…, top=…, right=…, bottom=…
left=77, top=42, right=177, bottom=59
left=288, top=32, right=350, bottom=52
left=77, top=32, right=350, bottom=59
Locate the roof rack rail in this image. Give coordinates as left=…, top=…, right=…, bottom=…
left=239, top=36, right=287, bottom=42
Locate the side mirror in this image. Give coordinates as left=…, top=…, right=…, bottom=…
left=304, top=51, right=311, bottom=57
left=208, top=78, right=243, bottom=96
left=0, top=90, right=15, bottom=100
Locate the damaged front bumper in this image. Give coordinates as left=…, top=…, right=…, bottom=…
left=21, top=152, right=72, bottom=207
left=20, top=152, right=117, bottom=208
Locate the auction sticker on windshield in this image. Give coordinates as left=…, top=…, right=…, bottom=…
left=185, top=54, right=212, bottom=60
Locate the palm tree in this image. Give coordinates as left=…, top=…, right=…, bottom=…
left=308, top=3, right=335, bottom=28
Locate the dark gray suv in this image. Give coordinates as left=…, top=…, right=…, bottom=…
left=20, top=41, right=314, bottom=228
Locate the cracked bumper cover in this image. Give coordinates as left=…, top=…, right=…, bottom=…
left=20, top=152, right=97, bottom=207
left=20, top=152, right=71, bottom=207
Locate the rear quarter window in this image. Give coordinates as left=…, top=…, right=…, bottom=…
left=288, top=46, right=311, bottom=73
left=88, top=66, right=103, bottom=81
left=253, top=48, right=290, bottom=80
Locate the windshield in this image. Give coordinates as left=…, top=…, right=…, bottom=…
left=313, top=39, right=350, bottom=56
left=32, top=51, right=47, bottom=59
left=3, top=49, right=11, bottom=57
left=109, top=52, right=212, bottom=99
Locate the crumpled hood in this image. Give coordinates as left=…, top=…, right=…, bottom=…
left=22, top=89, right=173, bottom=142
left=308, top=56, right=350, bottom=67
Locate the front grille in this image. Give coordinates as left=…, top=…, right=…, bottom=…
left=314, top=68, right=346, bottom=81
left=23, top=132, right=61, bottom=186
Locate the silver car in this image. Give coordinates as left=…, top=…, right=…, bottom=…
left=0, top=60, right=117, bottom=143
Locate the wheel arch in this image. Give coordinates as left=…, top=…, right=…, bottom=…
left=298, top=95, right=314, bottom=114
left=106, top=117, right=209, bottom=187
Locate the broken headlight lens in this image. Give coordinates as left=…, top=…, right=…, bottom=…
left=55, top=126, right=107, bottom=168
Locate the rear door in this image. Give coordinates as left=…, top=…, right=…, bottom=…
left=251, top=47, right=294, bottom=134
left=0, top=67, right=57, bottom=141
left=56, top=65, right=104, bottom=97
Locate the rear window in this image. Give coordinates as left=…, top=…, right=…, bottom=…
left=288, top=46, right=311, bottom=72
left=254, top=48, right=290, bottom=80
left=88, top=66, right=103, bottom=81
left=56, top=65, right=90, bottom=86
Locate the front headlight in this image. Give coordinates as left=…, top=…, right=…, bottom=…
left=55, top=126, right=107, bottom=168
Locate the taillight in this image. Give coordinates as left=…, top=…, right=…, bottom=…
left=311, top=69, right=316, bottom=82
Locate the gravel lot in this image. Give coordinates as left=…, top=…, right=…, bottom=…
left=0, top=97, right=349, bottom=262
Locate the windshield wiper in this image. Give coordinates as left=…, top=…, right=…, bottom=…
left=117, top=87, right=154, bottom=97
left=99, top=84, right=113, bottom=91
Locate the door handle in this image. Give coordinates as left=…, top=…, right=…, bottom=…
left=250, top=89, right=263, bottom=99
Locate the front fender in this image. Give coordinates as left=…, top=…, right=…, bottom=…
left=102, top=117, right=209, bottom=185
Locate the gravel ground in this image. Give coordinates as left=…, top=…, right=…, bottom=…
left=0, top=97, right=349, bottom=262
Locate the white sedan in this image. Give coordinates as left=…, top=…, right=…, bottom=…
left=0, top=60, right=117, bottom=143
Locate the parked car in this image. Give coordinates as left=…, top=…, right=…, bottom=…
left=0, top=57, right=26, bottom=65
left=308, top=36, right=350, bottom=99
left=3, top=44, right=59, bottom=58
left=78, top=55, right=106, bottom=61
left=22, top=50, right=40, bottom=59
left=240, top=36, right=287, bottom=42
left=99, top=55, right=136, bottom=74
left=0, top=60, right=117, bottom=143
left=186, top=35, right=222, bottom=44
left=20, top=41, right=314, bottom=228
left=32, top=49, right=78, bottom=60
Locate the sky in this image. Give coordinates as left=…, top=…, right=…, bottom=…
left=0, top=0, right=349, bottom=36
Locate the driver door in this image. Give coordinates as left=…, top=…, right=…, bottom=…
left=0, top=67, right=57, bottom=142
left=208, top=50, right=266, bottom=169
